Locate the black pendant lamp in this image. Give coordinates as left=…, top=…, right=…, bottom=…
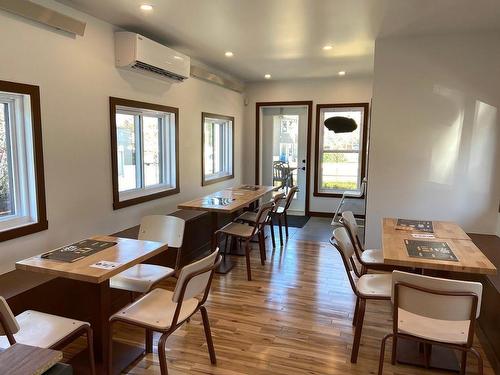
left=324, top=116, right=357, bottom=133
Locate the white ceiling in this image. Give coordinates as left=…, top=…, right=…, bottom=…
left=59, top=0, right=500, bottom=82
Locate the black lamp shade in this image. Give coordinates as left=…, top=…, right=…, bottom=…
left=324, top=116, right=357, bottom=133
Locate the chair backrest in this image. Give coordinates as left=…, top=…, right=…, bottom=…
left=283, top=186, right=298, bottom=210
left=273, top=161, right=288, bottom=180
left=138, top=215, right=185, bottom=248
left=172, top=249, right=220, bottom=303
left=252, top=201, right=275, bottom=233
left=341, top=211, right=364, bottom=253
left=392, top=271, right=483, bottom=320
left=0, top=297, right=20, bottom=337
left=271, top=192, right=285, bottom=211
left=330, top=227, right=361, bottom=294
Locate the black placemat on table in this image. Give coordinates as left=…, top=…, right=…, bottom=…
left=41, top=239, right=117, bottom=263
left=405, top=239, right=458, bottom=261
left=396, top=219, right=434, bottom=233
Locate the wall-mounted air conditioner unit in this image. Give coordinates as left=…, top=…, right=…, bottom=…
left=115, top=32, right=190, bottom=82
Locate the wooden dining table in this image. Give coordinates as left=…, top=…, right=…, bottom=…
left=381, top=217, right=497, bottom=371
left=15, top=235, right=168, bottom=375
left=0, top=344, right=63, bottom=375
left=178, top=185, right=276, bottom=272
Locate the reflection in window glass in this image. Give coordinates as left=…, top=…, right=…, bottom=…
left=143, top=116, right=161, bottom=187
left=0, top=103, right=13, bottom=217
left=116, top=113, right=137, bottom=192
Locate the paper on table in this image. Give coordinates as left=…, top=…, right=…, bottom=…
left=411, top=233, right=436, bottom=239
left=90, top=260, right=121, bottom=270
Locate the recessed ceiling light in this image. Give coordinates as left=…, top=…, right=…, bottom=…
left=323, top=45, right=333, bottom=50
left=264, top=74, right=271, bottom=79
left=140, top=4, right=153, bottom=11
left=338, top=71, right=346, bottom=76
left=225, top=51, right=234, bottom=57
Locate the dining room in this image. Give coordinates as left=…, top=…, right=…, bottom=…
left=0, top=1, right=500, bottom=375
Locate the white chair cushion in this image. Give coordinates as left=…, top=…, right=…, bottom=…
left=111, top=288, right=198, bottom=330
left=397, top=308, right=470, bottom=344
left=0, top=310, right=88, bottom=349
left=110, top=264, right=175, bottom=293
left=360, top=249, right=384, bottom=264
left=356, top=274, right=392, bottom=298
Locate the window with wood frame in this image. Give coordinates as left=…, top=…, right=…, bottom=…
left=0, top=80, right=47, bottom=242
left=110, top=97, right=179, bottom=209
left=202, top=112, right=234, bottom=186
left=314, top=103, right=368, bottom=197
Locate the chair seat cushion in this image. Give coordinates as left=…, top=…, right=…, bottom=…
left=110, top=264, right=175, bottom=293
left=235, top=211, right=258, bottom=223
left=356, top=274, right=392, bottom=298
left=218, top=222, right=254, bottom=238
left=111, top=288, right=198, bottom=330
left=0, top=310, right=88, bottom=349
left=361, top=249, right=384, bottom=264
left=398, top=308, right=470, bottom=344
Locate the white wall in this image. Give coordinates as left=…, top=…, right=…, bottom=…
left=0, top=2, right=244, bottom=274
left=366, top=33, right=500, bottom=248
left=243, top=76, right=373, bottom=214
left=497, top=213, right=500, bottom=237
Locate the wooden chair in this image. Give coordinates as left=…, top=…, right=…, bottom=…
left=234, top=192, right=285, bottom=248
left=215, top=201, right=274, bottom=281
left=341, top=210, right=395, bottom=276
left=108, top=250, right=222, bottom=375
left=330, top=227, right=392, bottom=363
left=378, top=271, right=483, bottom=375
left=110, top=215, right=185, bottom=293
left=332, top=177, right=367, bottom=224
left=272, top=161, right=292, bottom=192
left=273, top=186, right=298, bottom=245
left=0, top=296, right=95, bottom=375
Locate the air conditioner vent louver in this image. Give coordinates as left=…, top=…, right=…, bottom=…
left=132, top=61, right=185, bottom=82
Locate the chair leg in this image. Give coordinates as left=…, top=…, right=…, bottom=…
left=146, top=329, right=153, bottom=354
left=460, top=350, right=467, bottom=375
left=269, top=222, right=276, bottom=248
left=158, top=333, right=169, bottom=375
left=258, top=231, right=266, bottom=265
left=378, top=333, right=393, bottom=375
left=284, top=212, right=289, bottom=237
left=351, top=298, right=366, bottom=363
left=200, top=306, right=217, bottom=365
left=470, top=347, right=484, bottom=375
left=85, top=325, right=96, bottom=375
left=245, top=240, right=252, bottom=281
left=278, top=216, right=284, bottom=245
left=391, top=335, right=398, bottom=365
left=424, top=343, right=432, bottom=368
left=352, top=297, right=359, bottom=326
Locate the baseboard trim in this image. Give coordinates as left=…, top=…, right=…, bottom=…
left=308, top=210, right=365, bottom=219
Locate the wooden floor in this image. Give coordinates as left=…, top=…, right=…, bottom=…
left=94, top=218, right=494, bottom=374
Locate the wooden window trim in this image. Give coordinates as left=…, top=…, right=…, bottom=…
left=0, top=80, right=48, bottom=242
left=201, top=112, right=234, bottom=186
left=313, top=103, right=369, bottom=198
left=109, top=97, right=180, bottom=210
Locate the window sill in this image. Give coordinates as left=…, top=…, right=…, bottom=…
left=0, top=220, right=48, bottom=242
left=202, top=173, right=234, bottom=186
left=113, top=186, right=180, bottom=210
left=313, top=190, right=365, bottom=199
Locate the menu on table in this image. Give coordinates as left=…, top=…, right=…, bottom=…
left=396, top=218, right=434, bottom=233
left=41, top=239, right=117, bottom=263
left=405, top=239, right=458, bottom=261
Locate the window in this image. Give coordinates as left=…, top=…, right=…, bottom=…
left=202, top=112, right=234, bottom=185
left=0, top=80, right=47, bottom=241
left=110, top=97, right=179, bottom=209
left=314, top=103, right=369, bottom=197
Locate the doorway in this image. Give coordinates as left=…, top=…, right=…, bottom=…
left=255, top=101, right=312, bottom=215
